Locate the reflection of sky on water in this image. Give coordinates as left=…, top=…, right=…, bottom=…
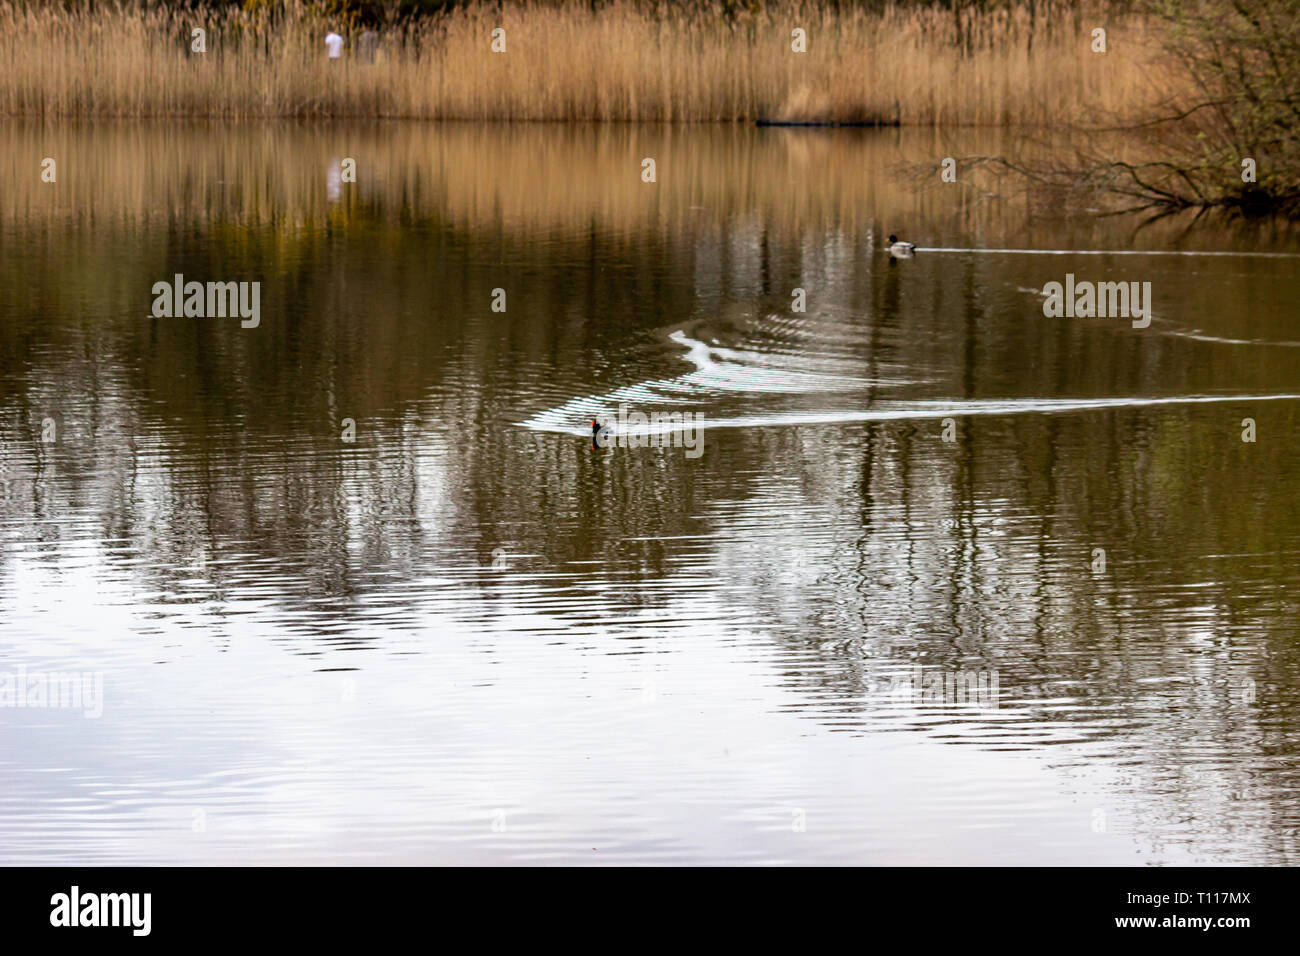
left=1, top=122, right=1298, bottom=864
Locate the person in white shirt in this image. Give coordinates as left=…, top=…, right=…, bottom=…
left=325, top=31, right=343, bottom=61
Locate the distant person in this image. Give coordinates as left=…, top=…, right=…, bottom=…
left=325, top=29, right=343, bottom=62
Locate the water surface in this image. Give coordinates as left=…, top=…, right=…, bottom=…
left=1, top=122, right=1298, bottom=864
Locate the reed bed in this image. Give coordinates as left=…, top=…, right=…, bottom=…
left=0, top=1, right=1162, bottom=124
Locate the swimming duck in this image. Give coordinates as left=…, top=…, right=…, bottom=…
left=888, top=234, right=915, bottom=258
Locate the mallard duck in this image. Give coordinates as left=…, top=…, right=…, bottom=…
left=888, top=234, right=915, bottom=258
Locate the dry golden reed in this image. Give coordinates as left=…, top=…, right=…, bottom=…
left=0, top=1, right=1163, bottom=125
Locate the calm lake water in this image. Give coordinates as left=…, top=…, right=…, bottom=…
left=1, top=122, right=1298, bottom=865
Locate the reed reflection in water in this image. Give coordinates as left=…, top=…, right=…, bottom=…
left=1, top=122, right=1298, bottom=864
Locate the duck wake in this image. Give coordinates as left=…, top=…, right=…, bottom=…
left=517, top=329, right=1300, bottom=438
